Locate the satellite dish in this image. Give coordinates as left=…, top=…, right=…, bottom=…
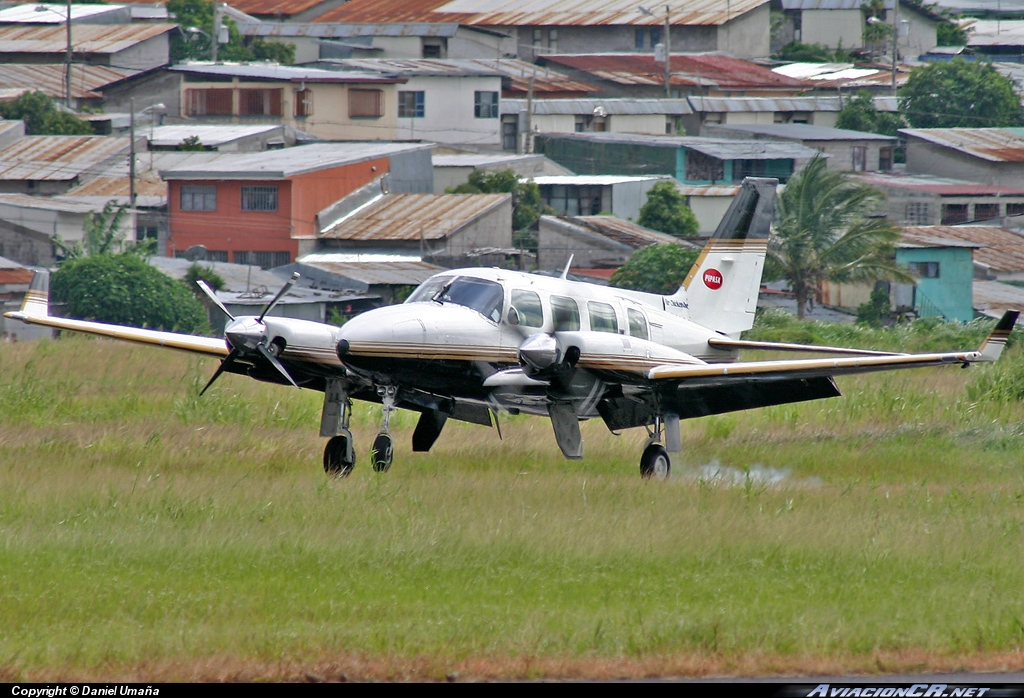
left=183, top=244, right=207, bottom=262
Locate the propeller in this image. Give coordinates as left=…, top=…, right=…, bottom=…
left=195, top=272, right=302, bottom=395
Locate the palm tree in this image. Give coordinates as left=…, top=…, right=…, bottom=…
left=769, top=156, right=913, bottom=319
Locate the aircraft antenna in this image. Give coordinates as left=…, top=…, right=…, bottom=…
left=560, top=254, right=574, bottom=280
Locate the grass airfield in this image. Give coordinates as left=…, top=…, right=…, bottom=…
left=4, top=331, right=1024, bottom=681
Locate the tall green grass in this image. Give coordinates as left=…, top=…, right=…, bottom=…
left=3, top=334, right=1024, bottom=679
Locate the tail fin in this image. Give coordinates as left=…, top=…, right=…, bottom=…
left=13, top=270, right=50, bottom=319
left=667, top=177, right=776, bottom=337
left=977, top=310, right=1019, bottom=362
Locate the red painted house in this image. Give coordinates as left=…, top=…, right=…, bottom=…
left=160, top=142, right=433, bottom=266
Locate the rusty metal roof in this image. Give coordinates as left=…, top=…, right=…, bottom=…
left=675, top=183, right=741, bottom=196
left=221, top=0, right=327, bottom=17
left=312, top=57, right=505, bottom=77
left=238, top=22, right=464, bottom=38
left=0, top=63, right=138, bottom=100
left=848, top=172, right=1024, bottom=195
left=502, top=97, right=692, bottom=115
left=316, top=0, right=770, bottom=26
left=0, top=135, right=130, bottom=181
left=320, top=193, right=509, bottom=241
left=900, top=128, right=1024, bottom=163
left=903, top=225, right=1024, bottom=273
left=0, top=23, right=176, bottom=54
left=689, top=95, right=842, bottom=112
left=974, top=280, right=1024, bottom=314
left=298, top=259, right=446, bottom=286
left=573, top=215, right=681, bottom=247
left=543, top=53, right=807, bottom=91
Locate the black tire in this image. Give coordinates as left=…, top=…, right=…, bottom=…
left=371, top=432, right=393, bottom=472
left=324, top=434, right=354, bottom=477
left=640, top=443, right=670, bottom=481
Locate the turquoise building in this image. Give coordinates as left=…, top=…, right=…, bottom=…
left=896, top=233, right=981, bottom=322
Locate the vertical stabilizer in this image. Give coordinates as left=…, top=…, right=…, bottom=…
left=667, top=177, right=776, bottom=337
left=18, top=270, right=50, bottom=318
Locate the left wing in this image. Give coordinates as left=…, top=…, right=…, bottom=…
left=4, top=270, right=228, bottom=357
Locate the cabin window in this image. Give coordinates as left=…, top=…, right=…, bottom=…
left=406, top=275, right=454, bottom=304
left=511, top=290, right=544, bottom=328
left=588, top=301, right=618, bottom=334
left=550, top=295, right=580, bottom=331
left=433, top=277, right=504, bottom=323
left=627, top=308, right=649, bottom=340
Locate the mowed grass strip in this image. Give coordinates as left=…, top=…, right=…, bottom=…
left=3, top=337, right=1024, bottom=679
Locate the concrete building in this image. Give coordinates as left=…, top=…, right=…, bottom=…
left=537, top=214, right=686, bottom=270
left=703, top=123, right=898, bottom=172
left=169, top=63, right=406, bottom=142
left=314, top=0, right=774, bottom=60
left=145, top=124, right=298, bottom=152
left=896, top=230, right=980, bottom=322
left=159, top=142, right=434, bottom=265
left=772, top=0, right=941, bottom=59
left=902, top=128, right=1024, bottom=188
left=688, top=95, right=898, bottom=130
left=848, top=172, right=1024, bottom=226
left=900, top=225, right=1024, bottom=283
left=0, top=131, right=131, bottom=195
left=501, top=98, right=695, bottom=145
left=432, top=152, right=570, bottom=194
left=535, top=131, right=821, bottom=185
left=532, top=174, right=672, bottom=221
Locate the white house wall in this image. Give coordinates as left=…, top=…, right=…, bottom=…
left=717, top=3, right=771, bottom=58
left=608, top=114, right=667, bottom=135
left=114, top=33, right=171, bottom=71
left=396, top=75, right=502, bottom=146
left=802, top=9, right=863, bottom=50
left=533, top=115, right=577, bottom=133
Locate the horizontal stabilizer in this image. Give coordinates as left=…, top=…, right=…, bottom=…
left=978, top=310, right=1019, bottom=362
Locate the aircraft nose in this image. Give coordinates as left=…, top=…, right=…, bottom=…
left=225, top=317, right=266, bottom=351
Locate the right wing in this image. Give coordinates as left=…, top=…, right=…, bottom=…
left=4, top=270, right=228, bottom=357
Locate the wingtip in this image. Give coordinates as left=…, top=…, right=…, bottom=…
left=978, top=310, right=1019, bottom=362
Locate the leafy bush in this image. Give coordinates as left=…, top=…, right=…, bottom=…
left=609, top=244, right=699, bottom=295
left=52, top=254, right=208, bottom=333
left=637, top=180, right=698, bottom=239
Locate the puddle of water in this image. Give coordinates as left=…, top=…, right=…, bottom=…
left=681, top=459, right=822, bottom=488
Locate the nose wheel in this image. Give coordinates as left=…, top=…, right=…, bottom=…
left=372, top=385, right=398, bottom=472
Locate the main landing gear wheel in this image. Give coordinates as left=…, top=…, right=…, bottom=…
left=640, top=443, right=670, bottom=481
left=324, top=432, right=355, bottom=477
left=371, top=432, right=393, bottom=472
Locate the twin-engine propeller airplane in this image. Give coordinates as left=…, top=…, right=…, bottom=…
left=5, top=178, right=1018, bottom=478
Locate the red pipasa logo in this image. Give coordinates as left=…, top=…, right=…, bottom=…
left=703, top=269, right=723, bottom=290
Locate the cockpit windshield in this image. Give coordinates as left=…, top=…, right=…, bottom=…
left=405, top=275, right=505, bottom=323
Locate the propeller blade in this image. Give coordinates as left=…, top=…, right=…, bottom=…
left=200, top=347, right=239, bottom=396
left=257, top=343, right=299, bottom=389
left=258, top=272, right=300, bottom=323
left=196, top=280, right=235, bottom=321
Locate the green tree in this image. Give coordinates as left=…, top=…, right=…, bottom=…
left=53, top=201, right=138, bottom=261
left=178, top=135, right=206, bottom=151
left=0, top=91, right=92, bottom=135
left=637, top=180, right=699, bottom=239
left=836, top=90, right=905, bottom=137
left=775, top=41, right=833, bottom=62
left=768, top=156, right=913, bottom=319
left=51, top=254, right=208, bottom=333
left=169, top=0, right=294, bottom=64
left=448, top=169, right=545, bottom=250
left=900, top=59, right=1024, bottom=128
left=609, top=244, right=699, bottom=295
left=937, top=21, right=968, bottom=46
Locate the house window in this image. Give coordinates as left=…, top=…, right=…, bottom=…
left=588, top=301, right=618, bottom=333
left=635, top=27, right=645, bottom=49
left=1008, top=203, right=1024, bottom=217
left=851, top=146, right=867, bottom=172
left=879, top=146, right=893, bottom=171
left=941, top=204, right=969, bottom=224
left=206, top=250, right=228, bottom=262
left=532, top=28, right=543, bottom=49
left=908, top=261, right=940, bottom=278
left=650, top=26, right=661, bottom=47
left=502, top=118, right=518, bottom=151
left=294, top=88, right=313, bottom=117
left=138, top=225, right=158, bottom=240
left=180, top=185, right=216, bottom=211
left=543, top=184, right=603, bottom=216
left=422, top=38, right=445, bottom=58
left=398, top=91, right=425, bottom=118
left=793, top=10, right=803, bottom=41
left=474, top=91, right=499, bottom=118
left=548, top=28, right=558, bottom=53
left=627, top=308, right=648, bottom=340
left=241, top=186, right=278, bottom=212
left=185, top=89, right=232, bottom=116
left=905, top=202, right=930, bottom=225
left=239, top=88, right=283, bottom=117
left=686, top=151, right=726, bottom=182
left=975, top=203, right=1000, bottom=219
left=550, top=295, right=580, bottom=331
left=234, top=251, right=290, bottom=268
left=349, top=89, right=384, bottom=118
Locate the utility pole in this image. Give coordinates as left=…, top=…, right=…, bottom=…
left=65, top=0, right=72, bottom=109
left=663, top=5, right=670, bottom=98
left=212, top=2, right=221, bottom=63
left=891, top=0, right=899, bottom=95
left=525, top=75, right=534, bottom=154
left=129, top=97, right=136, bottom=210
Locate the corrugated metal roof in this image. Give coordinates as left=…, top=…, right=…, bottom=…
left=900, top=128, right=1024, bottom=163
left=965, top=20, right=1024, bottom=47
left=160, top=142, right=433, bottom=180
left=542, top=131, right=823, bottom=159
left=239, top=22, right=463, bottom=38
left=149, top=256, right=297, bottom=294
left=710, top=123, right=896, bottom=141
left=0, top=192, right=103, bottom=212
left=471, top=58, right=597, bottom=94
left=848, top=172, right=1024, bottom=195
left=433, top=153, right=546, bottom=167
left=147, top=124, right=283, bottom=148
left=219, top=0, right=327, bottom=17
left=533, top=174, right=668, bottom=185
left=169, top=62, right=404, bottom=84
left=974, top=280, right=1024, bottom=313
left=688, top=95, right=842, bottom=112
left=0, top=23, right=175, bottom=53
left=320, top=192, right=509, bottom=240
left=903, top=225, right=1024, bottom=273
left=544, top=53, right=807, bottom=90
left=65, top=174, right=167, bottom=198
left=0, top=63, right=137, bottom=100
left=0, top=268, right=33, bottom=284
left=675, top=184, right=740, bottom=196
left=0, top=3, right=129, bottom=22
left=298, top=260, right=445, bottom=286
left=502, top=97, right=693, bottom=115
left=779, top=0, right=944, bottom=20
left=311, top=57, right=505, bottom=77
left=573, top=215, right=681, bottom=247
left=316, top=0, right=770, bottom=27
left=0, top=135, right=130, bottom=181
